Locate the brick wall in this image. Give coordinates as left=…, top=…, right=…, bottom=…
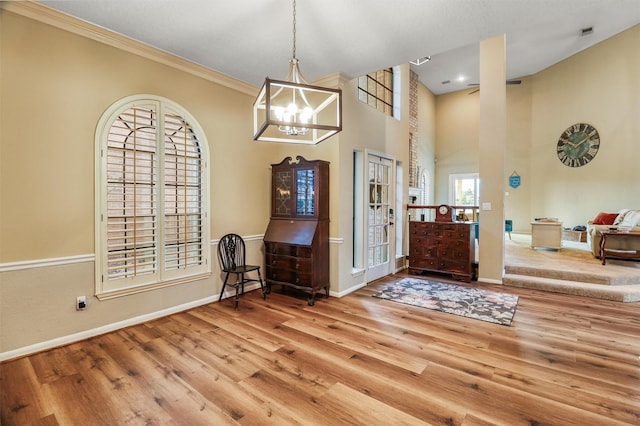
left=409, top=70, right=419, bottom=187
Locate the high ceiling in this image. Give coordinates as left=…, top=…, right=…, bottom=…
left=39, top=0, right=640, bottom=95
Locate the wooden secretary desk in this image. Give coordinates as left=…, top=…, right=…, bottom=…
left=263, top=156, right=330, bottom=305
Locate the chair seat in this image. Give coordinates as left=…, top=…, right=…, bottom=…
left=224, top=265, right=260, bottom=274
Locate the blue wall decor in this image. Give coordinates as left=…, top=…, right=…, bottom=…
left=509, top=171, right=521, bottom=189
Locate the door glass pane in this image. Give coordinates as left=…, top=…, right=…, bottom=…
left=381, top=165, right=388, bottom=184
left=366, top=155, right=392, bottom=274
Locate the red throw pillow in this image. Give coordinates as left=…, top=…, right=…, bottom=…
left=592, top=212, right=618, bottom=225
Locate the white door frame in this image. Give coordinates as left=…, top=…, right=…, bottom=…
left=363, top=150, right=396, bottom=283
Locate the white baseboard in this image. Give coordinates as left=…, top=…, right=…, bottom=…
left=0, top=283, right=262, bottom=362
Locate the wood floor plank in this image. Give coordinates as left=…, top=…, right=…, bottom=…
left=96, top=332, right=236, bottom=425
left=0, top=358, right=53, bottom=425
left=282, top=316, right=429, bottom=374
left=316, top=382, right=428, bottom=425
left=419, top=362, right=626, bottom=426
left=2, top=271, right=640, bottom=425
left=141, top=336, right=258, bottom=421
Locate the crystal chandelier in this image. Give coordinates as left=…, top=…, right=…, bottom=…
left=253, top=0, right=342, bottom=144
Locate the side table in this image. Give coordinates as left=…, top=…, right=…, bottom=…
left=531, top=221, right=563, bottom=250
left=599, top=231, right=640, bottom=265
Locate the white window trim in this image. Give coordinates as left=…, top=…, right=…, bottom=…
left=94, top=94, right=211, bottom=300
left=448, top=173, right=480, bottom=206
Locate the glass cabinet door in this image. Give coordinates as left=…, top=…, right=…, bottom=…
left=274, top=169, right=292, bottom=216
left=295, top=168, right=315, bottom=216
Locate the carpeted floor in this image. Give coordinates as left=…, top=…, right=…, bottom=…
left=503, top=233, right=640, bottom=302
left=505, top=233, right=640, bottom=282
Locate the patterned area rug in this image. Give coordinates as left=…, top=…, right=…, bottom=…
left=373, top=278, right=519, bottom=326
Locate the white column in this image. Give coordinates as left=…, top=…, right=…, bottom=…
left=478, top=35, right=507, bottom=283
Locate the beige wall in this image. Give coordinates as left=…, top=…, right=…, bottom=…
left=0, top=6, right=413, bottom=356
left=0, top=8, right=276, bottom=355
left=335, top=66, right=411, bottom=293
left=530, top=24, right=640, bottom=228
left=435, top=24, right=640, bottom=233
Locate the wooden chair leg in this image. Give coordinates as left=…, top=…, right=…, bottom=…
left=257, top=268, right=266, bottom=299
left=219, top=272, right=230, bottom=301
left=234, top=284, right=239, bottom=310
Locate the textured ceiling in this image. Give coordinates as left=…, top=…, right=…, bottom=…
left=40, top=0, right=640, bottom=95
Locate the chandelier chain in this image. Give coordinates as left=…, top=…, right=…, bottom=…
left=292, top=0, right=297, bottom=59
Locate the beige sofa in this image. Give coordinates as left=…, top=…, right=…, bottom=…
left=586, top=209, right=640, bottom=257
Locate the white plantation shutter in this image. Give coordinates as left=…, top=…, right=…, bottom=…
left=96, top=96, right=210, bottom=297
left=162, top=111, right=204, bottom=274
left=106, top=106, right=158, bottom=281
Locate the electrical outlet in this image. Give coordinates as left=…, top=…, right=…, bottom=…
left=76, top=296, right=87, bottom=311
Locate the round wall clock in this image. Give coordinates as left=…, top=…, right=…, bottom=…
left=557, top=123, right=600, bottom=167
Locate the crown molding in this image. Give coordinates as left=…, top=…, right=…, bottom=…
left=1, top=1, right=258, bottom=96
left=313, top=72, right=351, bottom=89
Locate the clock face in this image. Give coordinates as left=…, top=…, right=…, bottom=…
left=439, top=205, right=449, bottom=214
left=557, top=123, right=600, bottom=167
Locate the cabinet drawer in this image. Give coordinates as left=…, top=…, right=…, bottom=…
left=265, top=243, right=312, bottom=258
left=438, top=247, right=471, bottom=261
left=266, top=254, right=312, bottom=272
left=437, top=259, right=470, bottom=274
left=410, top=244, right=439, bottom=258
left=443, top=229, right=469, bottom=240
left=265, top=267, right=312, bottom=286
left=409, top=258, right=439, bottom=269
left=440, top=240, right=470, bottom=253
left=410, top=222, right=440, bottom=235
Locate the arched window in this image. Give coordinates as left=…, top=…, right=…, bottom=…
left=95, top=95, right=210, bottom=298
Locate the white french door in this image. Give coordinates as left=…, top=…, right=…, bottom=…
left=365, top=153, right=394, bottom=282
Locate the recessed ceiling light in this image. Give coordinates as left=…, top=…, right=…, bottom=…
left=457, top=75, right=466, bottom=82
left=410, top=56, right=431, bottom=66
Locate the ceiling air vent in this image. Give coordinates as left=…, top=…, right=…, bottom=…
left=581, top=27, right=593, bottom=36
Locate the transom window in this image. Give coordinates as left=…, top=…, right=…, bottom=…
left=358, top=68, right=394, bottom=116
left=95, top=95, right=210, bottom=299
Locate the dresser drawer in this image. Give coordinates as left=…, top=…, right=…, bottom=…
left=409, top=258, right=439, bottom=270
left=410, top=222, right=441, bottom=236
left=437, top=259, right=470, bottom=274
left=410, top=243, right=440, bottom=258
left=266, top=254, right=312, bottom=272
left=438, top=246, right=471, bottom=261
left=443, top=229, right=469, bottom=240
left=440, top=239, right=470, bottom=252
left=265, top=267, right=312, bottom=286
left=265, top=243, right=312, bottom=258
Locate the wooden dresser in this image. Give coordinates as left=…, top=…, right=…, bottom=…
left=263, top=156, right=329, bottom=305
left=408, top=221, right=476, bottom=282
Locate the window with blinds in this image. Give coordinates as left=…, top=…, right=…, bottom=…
left=357, top=68, right=394, bottom=116
left=96, top=96, right=210, bottom=298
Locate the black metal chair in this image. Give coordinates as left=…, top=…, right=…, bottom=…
left=217, top=233, right=265, bottom=309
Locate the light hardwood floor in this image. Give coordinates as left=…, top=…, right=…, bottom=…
left=2, top=271, right=639, bottom=425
